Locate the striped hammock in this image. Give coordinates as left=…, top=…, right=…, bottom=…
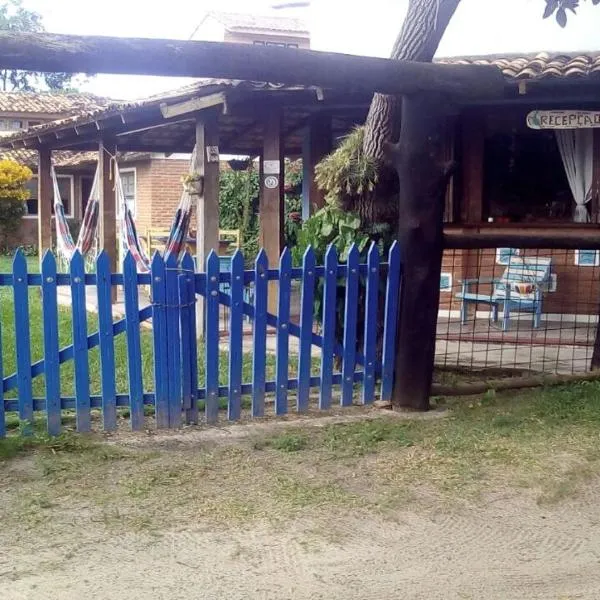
left=116, top=146, right=197, bottom=272
left=53, top=166, right=100, bottom=264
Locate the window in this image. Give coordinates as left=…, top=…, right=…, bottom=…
left=27, top=120, right=41, bottom=128
left=0, top=119, right=23, bottom=131
left=24, top=175, right=74, bottom=218
left=120, top=169, right=136, bottom=217
left=482, top=118, right=572, bottom=224
left=574, top=250, right=600, bottom=267
left=440, top=273, right=453, bottom=292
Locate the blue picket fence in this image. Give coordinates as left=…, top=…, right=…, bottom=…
left=0, top=242, right=401, bottom=436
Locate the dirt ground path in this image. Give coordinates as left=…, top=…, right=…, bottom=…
left=3, top=404, right=600, bottom=599
left=3, top=481, right=600, bottom=599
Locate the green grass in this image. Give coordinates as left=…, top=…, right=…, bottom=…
left=3, top=381, right=600, bottom=536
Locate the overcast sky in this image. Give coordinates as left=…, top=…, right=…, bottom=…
left=23, top=0, right=600, bottom=100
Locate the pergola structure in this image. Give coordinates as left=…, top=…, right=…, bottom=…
left=0, top=79, right=371, bottom=287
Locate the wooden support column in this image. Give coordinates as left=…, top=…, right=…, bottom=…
left=391, top=94, right=456, bottom=411
left=301, top=113, right=332, bottom=220
left=195, top=110, right=220, bottom=337
left=460, top=110, right=485, bottom=282
left=259, top=109, right=284, bottom=314
left=37, top=147, right=53, bottom=259
left=98, top=139, right=117, bottom=273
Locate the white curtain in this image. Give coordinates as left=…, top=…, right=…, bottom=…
left=555, top=129, right=594, bottom=223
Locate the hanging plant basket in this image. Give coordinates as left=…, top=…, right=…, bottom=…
left=182, top=172, right=203, bottom=196
left=228, top=157, right=252, bottom=172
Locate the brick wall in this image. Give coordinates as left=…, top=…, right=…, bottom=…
left=148, top=158, right=190, bottom=230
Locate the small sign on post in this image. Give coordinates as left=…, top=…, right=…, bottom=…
left=527, top=110, right=600, bottom=130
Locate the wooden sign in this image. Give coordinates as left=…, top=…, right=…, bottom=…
left=527, top=110, right=600, bottom=130
left=206, top=146, right=219, bottom=162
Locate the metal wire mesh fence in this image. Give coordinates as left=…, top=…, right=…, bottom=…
left=436, top=246, right=600, bottom=376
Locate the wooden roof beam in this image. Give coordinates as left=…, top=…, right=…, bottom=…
left=0, top=32, right=506, bottom=99
left=160, top=92, right=227, bottom=119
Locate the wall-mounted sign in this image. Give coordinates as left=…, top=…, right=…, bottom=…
left=264, top=175, right=279, bottom=189
left=263, top=160, right=281, bottom=175
left=527, top=110, right=600, bottom=130
left=206, top=146, right=219, bottom=162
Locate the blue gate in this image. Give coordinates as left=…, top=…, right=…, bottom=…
left=0, top=241, right=400, bottom=436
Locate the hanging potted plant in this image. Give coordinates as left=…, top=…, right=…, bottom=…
left=182, top=172, right=203, bottom=196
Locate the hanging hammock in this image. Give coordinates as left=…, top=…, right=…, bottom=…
left=115, top=146, right=198, bottom=272
left=53, top=165, right=100, bottom=265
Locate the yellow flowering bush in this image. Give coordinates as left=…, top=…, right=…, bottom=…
left=0, top=160, right=32, bottom=203
left=0, top=159, right=32, bottom=248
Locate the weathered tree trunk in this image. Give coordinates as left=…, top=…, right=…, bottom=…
left=363, top=0, right=463, bottom=161
left=390, top=94, right=456, bottom=410
left=359, top=0, right=462, bottom=224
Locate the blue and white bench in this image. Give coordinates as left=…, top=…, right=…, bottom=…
left=456, top=256, right=552, bottom=331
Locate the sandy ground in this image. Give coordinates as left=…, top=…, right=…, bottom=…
left=3, top=490, right=600, bottom=600
left=2, top=412, right=600, bottom=600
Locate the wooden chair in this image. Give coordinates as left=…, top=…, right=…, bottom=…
left=456, top=256, right=552, bottom=331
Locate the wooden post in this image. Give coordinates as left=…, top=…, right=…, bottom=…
left=460, top=110, right=485, bottom=283
left=391, top=94, right=456, bottom=411
left=37, top=147, right=53, bottom=259
left=195, top=110, right=220, bottom=337
left=590, top=130, right=600, bottom=369
left=259, top=109, right=284, bottom=315
left=301, top=113, right=332, bottom=219
left=98, top=139, right=117, bottom=274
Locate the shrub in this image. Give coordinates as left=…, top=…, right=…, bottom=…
left=0, top=160, right=31, bottom=248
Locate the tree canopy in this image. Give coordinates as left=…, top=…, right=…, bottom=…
left=0, top=0, right=77, bottom=91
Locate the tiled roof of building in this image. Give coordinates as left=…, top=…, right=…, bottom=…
left=439, top=52, right=600, bottom=81
left=0, top=80, right=309, bottom=145
left=205, top=11, right=309, bottom=35
left=0, top=149, right=151, bottom=169
left=0, top=91, right=112, bottom=115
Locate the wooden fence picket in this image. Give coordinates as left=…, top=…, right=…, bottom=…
left=181, top=252, right=198, bottom=425
left=341, top=244, right=359, bottom=406
left=179, top=270, right=192, bottom=422
left=205, top=250, right=220, bottom=424
left=96, top=250, right=117, bottom=430
left=275, top=248, right=292, bottom=415
left=251, top=249, right=268, bottom=417
left=228, top=250, right=244, bottom=421
left=151, top=252, right=169, bottom=429
left=362, top=243, right=380, bottom=404
left=297, top=246, right=315, bottom=413
left=41, top=251, right=61, bottom=435
left=70, top=250, right=91, bottom=432
left=319, top=245, right=338, bottom=410
left=123, top=252, right=144, bottom=430
left=165, top=253, right=182, bottom=428
left=13, top=249, right=33, bottom=430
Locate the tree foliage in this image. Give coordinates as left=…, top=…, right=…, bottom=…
left=543, top=0, right=600, bottom=26
left=0, top=0, right=77, bottom=91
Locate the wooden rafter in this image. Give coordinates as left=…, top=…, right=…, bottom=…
left=0, top=32, right=506, bottom=99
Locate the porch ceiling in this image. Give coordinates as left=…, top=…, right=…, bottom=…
left=0, top=79, right=371, bottom=155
